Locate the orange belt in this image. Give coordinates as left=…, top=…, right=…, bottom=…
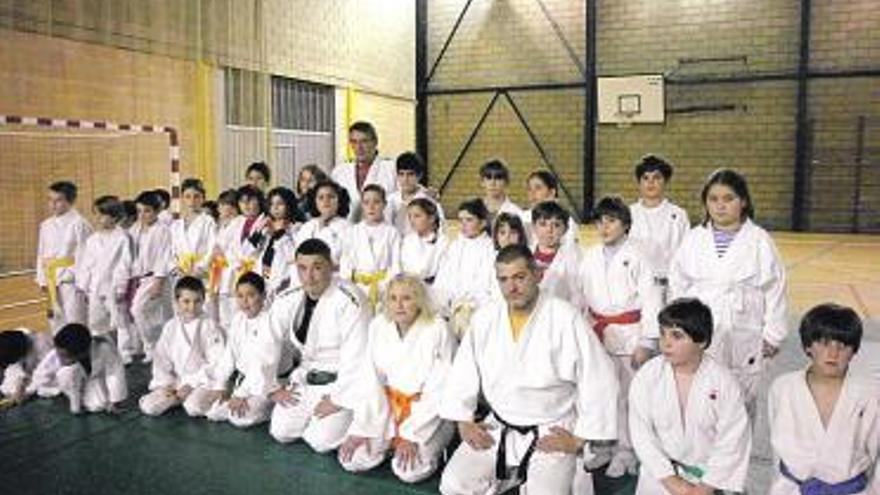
left=588, top=308, right=641, bottom=343
left=384, top=386, right=421, bottom=447
left=207, top=254, right=228, bottom=295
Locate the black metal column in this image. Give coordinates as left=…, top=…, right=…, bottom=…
left=583, top=0, right=598, bottom=218
left=792, top=0, right=812, bottom=231
left=415, top=0, right=429, bottom=182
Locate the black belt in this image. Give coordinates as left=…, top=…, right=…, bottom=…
left=654, top=276, right=669, bottom=286
left=305, top=370, right=338, bottom=386
left=491, top=410, right=539, bottom=484
left=423, top=276, right=436, bottom=285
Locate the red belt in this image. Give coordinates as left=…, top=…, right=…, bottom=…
left=588, top=308, right=641, bottom=342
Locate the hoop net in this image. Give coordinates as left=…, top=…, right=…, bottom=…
left=0, top=127, right=170, bottom=275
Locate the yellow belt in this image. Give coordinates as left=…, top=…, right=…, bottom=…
left=353, top=270, right=387, bottom=309
left=177, top=252, right=203, bottom=276
left=451, top=301, right=475, bottom=339
left=207, top=254, right=228, bottom=295
left=235, top=257, right=257, bottom=285
left=44, top=256, right=75, bottom=312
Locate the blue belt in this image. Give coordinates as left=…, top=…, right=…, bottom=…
left=780, top=461, right=867, bottom=495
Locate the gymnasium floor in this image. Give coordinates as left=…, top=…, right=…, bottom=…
left=0, top=230, right=877, bottom=495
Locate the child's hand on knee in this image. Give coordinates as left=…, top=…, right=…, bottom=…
left=313, top=394, right=341, bottom=418
left=394, top=440, right=422, bottom=471
left=228, top=397, right=250, bottom=417
left=175, top=385, right=193, bottom=400
left=339, top=435, right=370, bottom=462
left=270, top=385, right=298, bottom=406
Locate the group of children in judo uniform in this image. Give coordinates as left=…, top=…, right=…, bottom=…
left=1, top=120, right=877, bottom=495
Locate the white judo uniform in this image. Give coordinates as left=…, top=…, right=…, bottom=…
left=128, top=220, right=173, bottom=359
left=629, top=199, right=690, bottom=285
left=492, top=197, right=525, bottom=219
left=295, top=217, right=351, bottom=267
left=432, top=232, right=498, bottom=335
left=77, top=227, right=133, bottom=337
left=669, top=219, right=788, bottom=408
left=522, top=209, right=579, bottom=248
left=35, top=209, right=92, bottom=331
left=535, top=241, right=580, bottom=302
left=439, top=294, right=619, bottom=495
left=628, top=356, right=751, bottom=494
left=269, top=282, right=371, bottom=452
left=170, top=212, right=216, bottom=277
left=768, top=368, right=880, bottom=495
left=261, top=224, right=301, bottom=299
left=340, top=314, right=457, bottom=483
left=852, top=341, right=880, bottom=388
left=29, top=337, right=128, bottom=414
left=339, top=222, right=401, bottom=308
left=206, top=309, right=288, bottom=428
left=400, top=231, right=449, bottom=285
left=0, top=329, right=52, bottom=399
left=576, top=238, right=662, bottom=443
left=385, top=187, right=446, bottom=235
left=332, top=156, right=398, bottom=222
left=209, top=215, right=242, bottom=332
left=139, top=316, right=226, bottom=417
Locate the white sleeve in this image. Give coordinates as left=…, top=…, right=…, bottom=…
left=73, top=219, right=93, bottom=285
left=102, top=345, right=128, bottom=404
left=568, top=310, right=619, bottom=440
left=766, top=378, right=783, bottom=469
left=337, top=231, right=355, bottom=282
left=35, top=222, right=47, bottom=286
left=759, top=237, right=788, bottom=347
left=148, top=322, right=178, bottom=390
left=387, top=230, right=402, bottom=280
left=194, top=218, right=217, bottom=273
left=112, top=234, right=134, bottom=297
left=861, top=392, right=880, bottom=493
left=345, top=321, right=390, bottom=439
left=401, top=324, right=458, bottom=444
left=439, top=318, right=481, bottom=422
left=152, top=227, right=173, bottom=278
left=1, top=363, right=29, bottom=396
left=75, top=237, right=94, bottom=293
left=701, top=377, right=752, bottom=491
left=672, top=208, right=690, bottom=254
left=196, top=320, right=228, bottom=388
left=26, top=350, right=62, bottom=395
left=328, top=293, right=372, bottom=409
left=210, top=333, right=237, bottom=392
left=638, top=257, right=662, bottom=344
left=667, top=234, right=693, bottom=301
left=628, top=369, right=676, bottom=481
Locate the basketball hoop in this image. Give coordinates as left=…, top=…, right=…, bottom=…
left=615, top=111, right=637, bottom=129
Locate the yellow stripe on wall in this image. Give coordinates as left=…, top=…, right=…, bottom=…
left=194, top=60, right=217, bottom=195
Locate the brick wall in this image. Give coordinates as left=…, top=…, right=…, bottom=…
left=426, top=0, right=880, bottom=232
left=426, top=0, right=587, bottom=216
